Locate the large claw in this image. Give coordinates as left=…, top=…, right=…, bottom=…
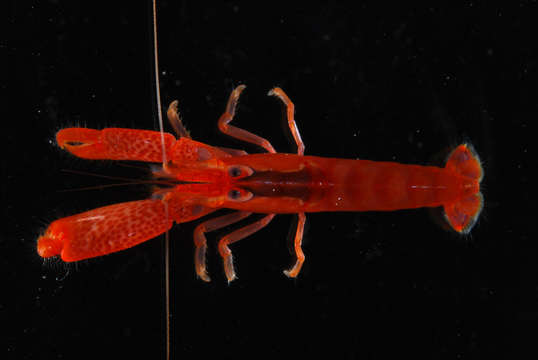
left=56, top=128, right=176, bottom=162
left=37, top=199, right=174, bottom=261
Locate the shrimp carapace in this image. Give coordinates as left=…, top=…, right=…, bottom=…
left=442, top=143, right=484, bottom=234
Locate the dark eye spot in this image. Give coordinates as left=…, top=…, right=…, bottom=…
left=229, top=167, right=242, bottom=177
left=228, top=189, right=241, bottom=199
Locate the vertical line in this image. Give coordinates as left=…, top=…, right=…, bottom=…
left=152, top=0, right=167, bottom=166
left=163, top=205, right=170, bottom=360
left=151, top=1, right=170, bottom=360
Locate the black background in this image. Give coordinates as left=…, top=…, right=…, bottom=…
left=6, top=1, right=534, bottom=359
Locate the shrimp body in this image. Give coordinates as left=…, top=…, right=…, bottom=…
left=38, top=85, right=483, bottom=282
left=217, top=152, right=481, bottom=215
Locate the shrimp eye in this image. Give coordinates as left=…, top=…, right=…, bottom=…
left=227, top=188, right=253, bottom=202
left=228, top=165, right=254, bottom=179
left=229, top=167, right=242, bottom=177
left=229, top=189, right=241, bottom=199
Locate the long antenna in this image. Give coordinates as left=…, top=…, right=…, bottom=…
left=151, top=0, right=171, bottom=359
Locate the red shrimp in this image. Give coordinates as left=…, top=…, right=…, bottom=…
left=37, top=85, right=483, bottom=282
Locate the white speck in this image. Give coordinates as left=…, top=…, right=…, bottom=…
left=76, top=215, right=105, bottom=222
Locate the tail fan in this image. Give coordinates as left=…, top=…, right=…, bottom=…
left=443, top=144, right=484, bottom=234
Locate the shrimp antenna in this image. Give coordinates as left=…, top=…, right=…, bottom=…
left=149, top=0, right=171, bottom=359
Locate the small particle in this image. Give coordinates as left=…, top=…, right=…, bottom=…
left=487, top=48, right=493, bottom=56
left=335, top=196, right=343, bottom=206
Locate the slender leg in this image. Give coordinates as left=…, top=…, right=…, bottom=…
left=218, top=214, right=276, bottom=283
left=267, top=88, right=307, bottom=278
left=283, top=212, right=306, bottom=278
left=268, top=87, right=305, bottom=155
left=193, top=211, right=252, bottom=282
left=167, top=100, right=191, bottom=139
left=218, top=85, right=276, bottom=153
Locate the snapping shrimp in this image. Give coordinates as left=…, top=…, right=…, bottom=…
left=37, top=85, right=484, bottom=282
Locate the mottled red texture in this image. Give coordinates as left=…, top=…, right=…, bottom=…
left=38, top=200, right=173, bottom=261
